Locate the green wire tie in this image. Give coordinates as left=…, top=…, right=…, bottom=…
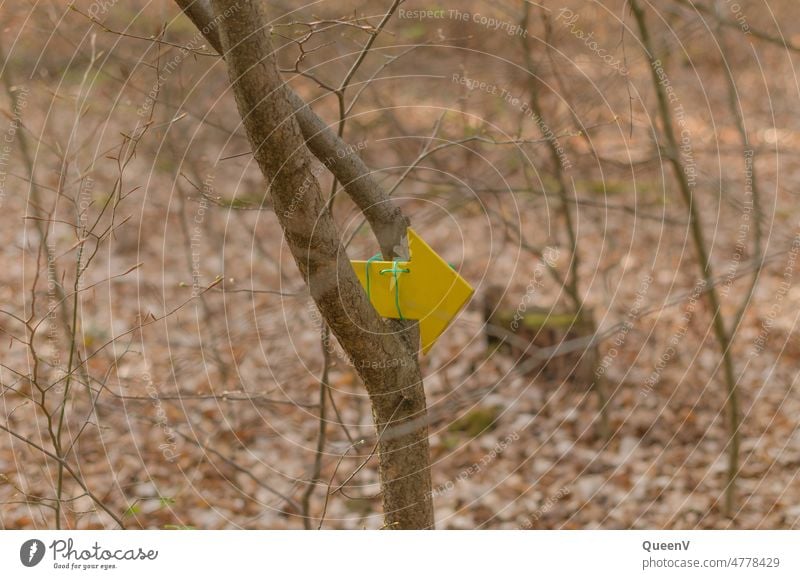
left=365, top=253, right=410, bottom=320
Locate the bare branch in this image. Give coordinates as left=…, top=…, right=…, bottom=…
left=174, top=0, right=409, bottom=259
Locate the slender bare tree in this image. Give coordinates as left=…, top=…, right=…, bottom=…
left=174, top=0, right=434, bottom=529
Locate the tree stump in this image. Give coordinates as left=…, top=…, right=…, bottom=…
left=481, top=284, right=597, bottom=385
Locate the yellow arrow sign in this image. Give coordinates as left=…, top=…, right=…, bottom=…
left=351, top=228, right=474, bottom=354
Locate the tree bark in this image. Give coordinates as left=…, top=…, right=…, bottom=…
left=202, top=0, right=433, bottom=529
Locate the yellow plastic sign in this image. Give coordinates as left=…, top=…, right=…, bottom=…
left=351, top=228, right=474, bottom=354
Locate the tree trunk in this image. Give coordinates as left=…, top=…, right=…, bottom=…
left=206, top=0, right=434, bottom=529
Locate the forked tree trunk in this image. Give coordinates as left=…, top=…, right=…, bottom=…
left=202, top=0, right=433, bottom=528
